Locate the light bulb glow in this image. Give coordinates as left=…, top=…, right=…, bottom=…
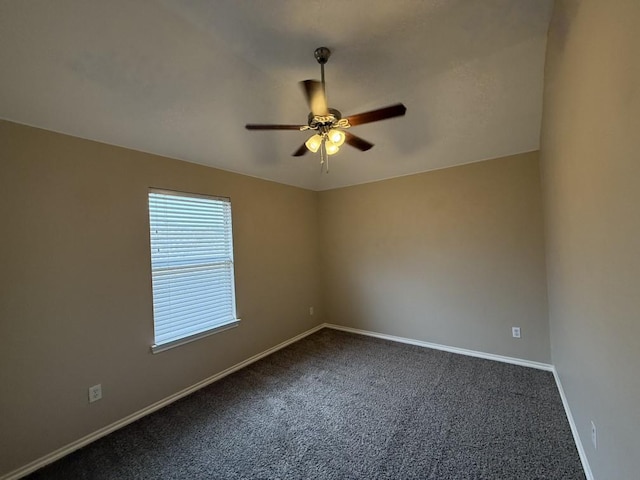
left=325, top=139, right=340, bottom=155
left=327, top=129, right=346, bottom=146
left=305, top=134, right=322, bottom=153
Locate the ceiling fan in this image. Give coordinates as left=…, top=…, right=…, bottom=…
left=245, top=47, right=407, bottom=172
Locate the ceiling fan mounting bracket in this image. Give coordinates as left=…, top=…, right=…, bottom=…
left=314, top=47, right=331, bottom=65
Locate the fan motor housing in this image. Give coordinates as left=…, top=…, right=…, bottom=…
left=308, top=108, right=342, bottom=128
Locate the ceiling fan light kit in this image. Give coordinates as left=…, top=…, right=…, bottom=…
left=246, top=47, right=407, bottom=173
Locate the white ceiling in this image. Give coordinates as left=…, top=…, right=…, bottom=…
left=0, top=0, right=554, bottom=191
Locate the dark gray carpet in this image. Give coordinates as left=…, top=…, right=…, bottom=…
left=27, top=329, right=585, bottom=479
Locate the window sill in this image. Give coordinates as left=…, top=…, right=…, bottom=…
left=150, top=319, right=240, bottom=354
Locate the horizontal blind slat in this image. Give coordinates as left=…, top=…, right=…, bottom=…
left=153, top=289, right=232, bottom=311
left=155, top=307, right=234, bottom=335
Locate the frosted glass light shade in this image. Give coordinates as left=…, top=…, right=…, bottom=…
left=325, top=140, right=340, bottom=155
left=305, top=134, right=322, bottom=153
left=327, top=129, right=346, bottom=146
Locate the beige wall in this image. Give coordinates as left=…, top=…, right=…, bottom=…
left=540, top=1, right=640, bottom=478
left=0, top=121, right=322, bottom=476
left=318, top=152, right=551, bottom=363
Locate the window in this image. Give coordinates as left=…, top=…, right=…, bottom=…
left=148, top=189, right=238, bottom=353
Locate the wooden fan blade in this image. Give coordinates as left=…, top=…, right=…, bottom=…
left=292, top=143, right=309, bottom=157
left=301, top=80, right=329, bottom=116
left=346, top=103, right=407, bottom=126
left=344, top=131, right=374, bottom=152
left=245, top=124, right=303, bottom=130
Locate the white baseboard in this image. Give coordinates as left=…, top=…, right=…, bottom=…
left=324, top=323, right=554, bottom=371
left=1, top=324, right=325, bottom=480
left=552, top=367, right=595, bottom=480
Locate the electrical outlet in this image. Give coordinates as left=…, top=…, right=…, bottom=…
left=88, top=384, right=102, bottom=403
left=591, top=420, right=597, bottom=449
left=309, top=306, right=314, bottom=316
left=512, top=327, right=521, bottom=338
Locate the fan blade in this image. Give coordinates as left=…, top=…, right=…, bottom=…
left=292, top=143, right=309, bottom=157
left=245, top=124, right=303, bottom=130
left=301, top=80, right=329, bottom=116
left=344, top=131, right=374, bottom=152
left=346, top=103, right=407, bottom=126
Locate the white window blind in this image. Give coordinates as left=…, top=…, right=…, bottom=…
left=148, top=190, right=238, bottom=353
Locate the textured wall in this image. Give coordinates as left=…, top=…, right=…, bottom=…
left=0, top=121, right=322, bottom=476
left=319, top=152, right=550, bottom=363
left=540, top=1, right=640, bottom=478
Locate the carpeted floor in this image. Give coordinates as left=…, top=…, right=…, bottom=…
left=27, top=329, right=585, bottom=479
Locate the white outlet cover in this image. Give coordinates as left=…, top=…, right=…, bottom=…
left=89, top=384, right=102, bottom=403
left=512, top=327, right=521, bottom=338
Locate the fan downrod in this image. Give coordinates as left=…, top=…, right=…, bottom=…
left=314, top=47, right=331, bottom=65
